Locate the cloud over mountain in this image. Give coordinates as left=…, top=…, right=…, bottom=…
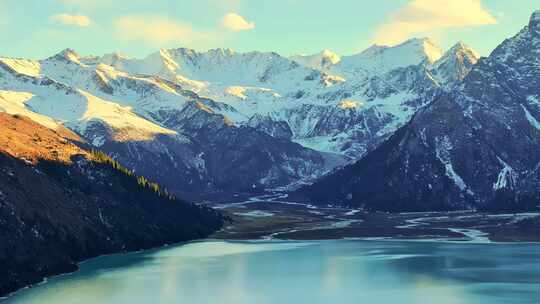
left=222, top=12, right=255, bottom=31
left=374, top=0, right=497, bottom=45
left=51, top=13, right=92, bottom=27
left=113, top=14, right=216, bottom=46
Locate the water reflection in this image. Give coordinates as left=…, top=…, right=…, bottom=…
left=3, top=240, right=540, bottom=304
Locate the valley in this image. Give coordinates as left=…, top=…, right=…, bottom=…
left=212, top=194, right=540, bottom=242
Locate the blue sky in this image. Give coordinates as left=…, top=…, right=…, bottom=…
left=0, top=0, right=538, bottom=59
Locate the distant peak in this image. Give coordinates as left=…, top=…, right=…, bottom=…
left=289, top=49, right=341, bottom=69
left=207, top=48, right=236, bottom=56
left=292, top=49, right=339, bottom=58
left=449, top=41, right=475, bottom=52
left=319, top=49, right=340, bottom=63
left=58, top=48, right=78, bottom=58
left=396, top=37, right=442, bottom=63
left=447, top=41, right=480, bottom=59
left=105, top=52, right=128, bottom=60
left=451, top=41, right=468, bottom=49
left=320, top=49, right=336, bottom=56
left=359, top=44, right=387, bottom=56
left=50, top=48, right=81, bottom=64
left=98, top=52, right=129, bottom=66
left=529, top=10, right=540, bottom=32
left=403, top=37, right=431, bottom=44
left=166, top=47, right=198, bottom=58
left=397, top=37, right=437, bottom=48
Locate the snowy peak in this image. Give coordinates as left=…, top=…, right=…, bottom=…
left=335, top=37, right=443, bottom=76
left=130, top=47, right=324, bottom=88
left=399, top=37, right=443, bottom=63
left=290, top=49, right=341, bottom=70
left=98, top=52, right=130, bottom=65
left=321, top=49, right=340, bottom=61
left=431, top=41, right=479, bottom=85
left=445, top=42, right=480, bottom=61
left=48, top=48, right=82, bottom=65
left=206, top=48, right=237, bottom=57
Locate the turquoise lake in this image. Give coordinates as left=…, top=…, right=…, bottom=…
left=3, top=240, right=540, bottom=304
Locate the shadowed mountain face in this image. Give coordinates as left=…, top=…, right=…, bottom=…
left=0, top=113, right=224, bottom=296
left=295, top=12, right=540, bottom=212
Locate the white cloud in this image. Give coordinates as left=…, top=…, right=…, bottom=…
left=222, top=12, right=255, bottom=31
left=114, top=14, right=219, bottom=47
left=51, top=14, right=92, bottom=27
left=374, top=0, right=497, bottom=45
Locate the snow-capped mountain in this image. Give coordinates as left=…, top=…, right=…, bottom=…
left=331, top=38, right=443, bottom=77
left=0, top=51, right=337, bottom=199
left=0, top=30, right=480, bottom=198
left=431, top=42, right=479, bottom=86
left=296, top=11, right=540, bottom=212
left=126, top=39, right=474, bottom=160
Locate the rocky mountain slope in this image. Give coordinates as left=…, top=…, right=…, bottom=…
left=295, top=11, right=540, bottom=212
left=0, top=113, right=224, bottom=296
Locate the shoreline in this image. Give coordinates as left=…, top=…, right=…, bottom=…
left=3, top=192, right=539, bottom=300
left=0, top=237, right=210, bottom=301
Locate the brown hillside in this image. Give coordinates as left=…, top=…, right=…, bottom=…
left=0, top=113, right=86, bottom=164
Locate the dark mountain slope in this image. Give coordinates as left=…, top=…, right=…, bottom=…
left=294, top=11, right=540, bottom=212
left=0, top=113, right=224, bottom=296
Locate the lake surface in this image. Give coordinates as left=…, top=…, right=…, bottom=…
left=3, top=240, right=540, bottom=304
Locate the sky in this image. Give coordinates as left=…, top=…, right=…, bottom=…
left=0, top=0, right=538, bottom=59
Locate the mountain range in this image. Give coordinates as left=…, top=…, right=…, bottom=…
left=0, top=33, right=479, bottom=200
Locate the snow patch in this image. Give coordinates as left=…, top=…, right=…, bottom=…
left=435, top=136, right=472, bottom=194
left=493, top=157, right=517, bottom=190
left=344, top=209, right=362, bottom=216
left=339, top=100, right=363, bottom=109
left=527, top=95, right=540, bottom=106
left=521, top=104, right=540, bottom=130
left=0, top=90, right=61, bottom=129
left=234, top=211, right=274, bottom=218
left=448, top=228, right=490, bottom=243
left=225, top=86, right=248, bottom=100
left=0, top=58, right=41, bottom=77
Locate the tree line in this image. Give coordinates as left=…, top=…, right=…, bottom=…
left=90, top=149, right=175, bottom=201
